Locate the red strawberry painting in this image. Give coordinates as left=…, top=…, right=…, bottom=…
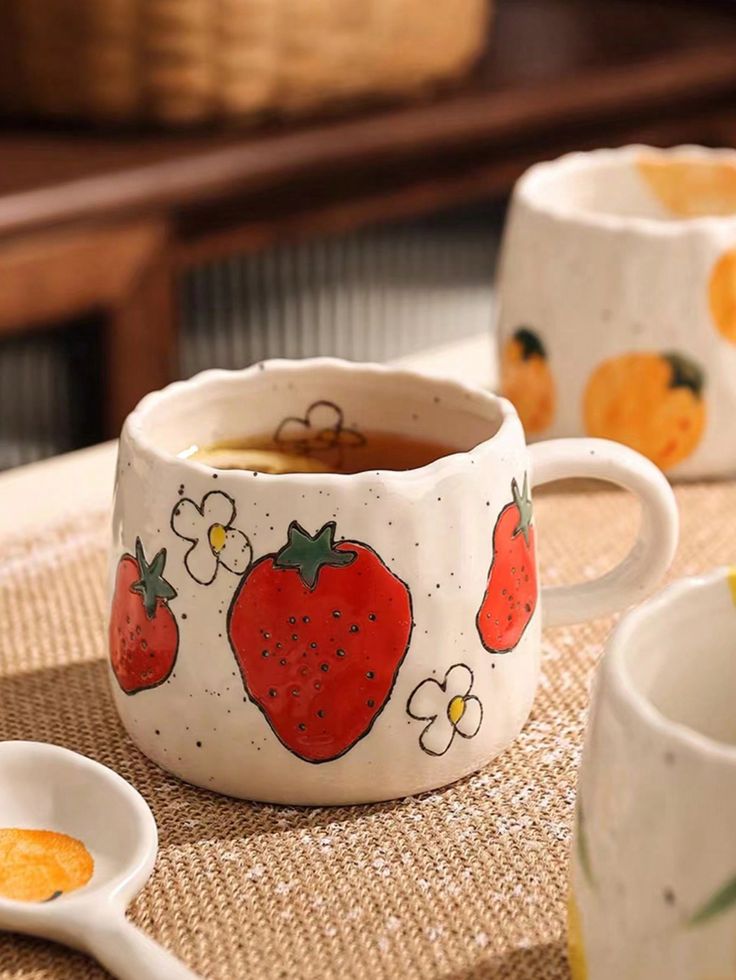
left=227, top=521, right=413, bottom=763
left=109, top=538, right=179, bottom=695
left=476, top=474, right=537, bottom=654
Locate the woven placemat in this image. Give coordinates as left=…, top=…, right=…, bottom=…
left=0, top=480, right=732, bottom=980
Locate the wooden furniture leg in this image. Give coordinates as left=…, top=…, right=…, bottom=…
left=0, top=218, right=176, bottom=439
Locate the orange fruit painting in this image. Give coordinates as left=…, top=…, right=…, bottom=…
left=709, top=248, right=736, bottom=343
left=0, top=828, right=94, bottom=902
left=583, top=351, right=705, bottom=471
left=501, top=327, right=555, bottom=434
left=638, top=157, right=736, bottom=217
left=567, top=889, right=588, bottom=980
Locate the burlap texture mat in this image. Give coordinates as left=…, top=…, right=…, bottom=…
left=0, top=480, right=730, bottom=980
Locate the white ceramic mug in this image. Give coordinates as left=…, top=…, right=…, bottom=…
left=109, top=358, right=677, bottom=805
left=498, top=144, right=736, bottom=479
left=569, top=566, right=736, bottom=979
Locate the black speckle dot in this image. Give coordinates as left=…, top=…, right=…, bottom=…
left=663, top=888, right=676, bottom=906
left=155, top=729, right=160, bottom=735
left=196, top=740, right=202, bottom=748
left=665, top=750, right=676, bottom=764
left=212, top=473, right=218, bottom=479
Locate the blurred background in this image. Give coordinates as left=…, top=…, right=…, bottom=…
left=0, top=0, right=734, bottom=469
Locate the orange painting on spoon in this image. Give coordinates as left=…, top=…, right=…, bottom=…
left=0, top=828, right=94, bottom=902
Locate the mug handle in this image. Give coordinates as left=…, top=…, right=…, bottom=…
left=529, top=438, right=679, bottom=629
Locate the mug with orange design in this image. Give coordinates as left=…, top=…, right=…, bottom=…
left=497, top=144, right=736, bottom=479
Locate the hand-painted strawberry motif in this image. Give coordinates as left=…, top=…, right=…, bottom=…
left=227, top=521, right=413, bottom=763
left=109, top=538, right=179, bottom=694
left=476, top=474, right=537, bottom=653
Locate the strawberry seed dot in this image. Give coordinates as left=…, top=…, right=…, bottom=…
left=269, top=689, right=277, bottom=697
left=298, top=723, right=306, bottom=731
left=280, top=658, right=287, bottom=666
left=317, top=709, right=325, bottom=718
left=368, top=613, right=377, bottom=621
left=310, top=641, right=317, bottom=649
left=288, top=616, right=296, bottom=624
left=261, top=650, right=269, bottom=658
left=366, top=671, right=375, bottom=679
left=367, top=700, right=375, bottom=708
left=332, top=610, right=341, bottom=618
left=336, top=649, right=346, bottom=657
left=350, top=625, right=359, bottom=633
left=320, top=663, right=329, bottom=672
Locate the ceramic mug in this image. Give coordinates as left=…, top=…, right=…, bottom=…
left=570, top=567, right=736, bottom=979
left=498, top=144, right=736, bottom=479
left=109, top=358, right=677, bottom=805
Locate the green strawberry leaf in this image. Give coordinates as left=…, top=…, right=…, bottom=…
left=689, top=875, right=736, bottom=927
left=511, top=473, right=533, bottom=547
left=131, top=538, right=177, bottom=620
left=274, top=521, right=356, bottom=590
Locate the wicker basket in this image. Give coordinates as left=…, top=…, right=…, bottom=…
left=0, top=0, right=490, bottom=126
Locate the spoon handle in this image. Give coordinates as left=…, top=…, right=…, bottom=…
left=84, top=912, right=201, bottom=980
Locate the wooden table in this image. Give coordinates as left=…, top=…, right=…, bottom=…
left=3, top=0, right=736, bottom=436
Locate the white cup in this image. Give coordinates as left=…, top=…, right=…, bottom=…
left=570, top=567, right=736, bottom=979
left=498, top=145, right=736, bottom=479
left=109, top=358, right=677, bottom=804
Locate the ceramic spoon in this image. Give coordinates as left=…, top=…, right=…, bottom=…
left=0, top=741, right=199, bottom=979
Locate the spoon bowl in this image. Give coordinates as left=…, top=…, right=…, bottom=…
left=0, top=741, right=198, bottom=979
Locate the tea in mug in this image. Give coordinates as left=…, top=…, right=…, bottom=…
left=184, top=431, right=458, bottom=474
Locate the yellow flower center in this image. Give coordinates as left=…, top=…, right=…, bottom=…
left=448, top=695, right=466, bottom=726
left=209, top=523, right=227, bottom=553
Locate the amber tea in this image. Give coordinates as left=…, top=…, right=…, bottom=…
left=185, top=430, right=458, bottom=474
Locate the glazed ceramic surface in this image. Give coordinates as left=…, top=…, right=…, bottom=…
left=570, top=568, right=736, bottom=980
left=498, top=144, right=736, bottom=479
left=0, top=741, right=197, bottom=979
left=110, top=358, right=678, bottom=804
